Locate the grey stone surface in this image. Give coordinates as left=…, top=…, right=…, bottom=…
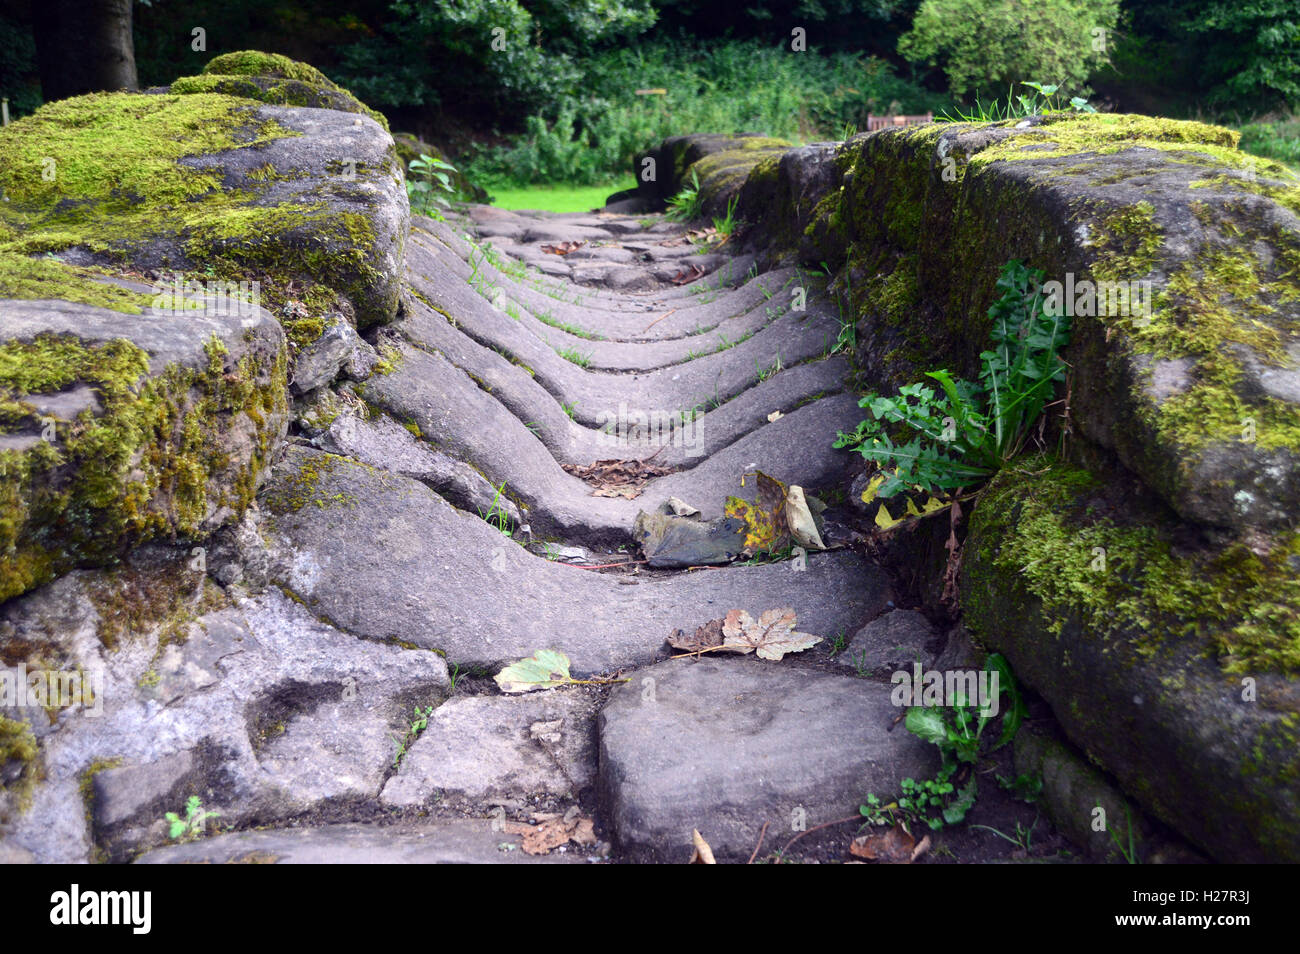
left=0, top=572, right=448, bottom=863
left=264, top=447, right=893, bottom=672
left=598, top=657, right=938, bottom=860
left=839, top=609, right=938, bottom=674
left=134, top=820, right=593, bottom=863
left=291, top=313, right=373, bottom=393
left=310, top=401, right=523, bottom=527
left=362, top=343, right=863, bottom=543
left=381, top=690, right=599, bottom=806
left=395, top=294, right=849, bottom=469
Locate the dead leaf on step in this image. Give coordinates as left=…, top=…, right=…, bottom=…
left=689, top=829, right=716, bottom=864
left=785, top=485, right=827, bottom=550
left=849, top=824, right=915, bottom=863
left=504, top=810, right=597, bottom=855
left=911, top=833, right=932, bottom=862
left=563, top=455, right=677, bottom=498
left=540, top=241, right=584, bottom=255
left=723, top=470, right=790, bottom=554
left=667, top=617, right=725, bottom=654
left=593, top=484, right=642, bottom=499
left=719, top=607, right=821, bottom=661
left=670, top=263, right=706, bottom=285
left=666, top=496, right=700, bottom=517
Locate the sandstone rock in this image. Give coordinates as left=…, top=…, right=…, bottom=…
left=0, top=289, right=287, bottom=603
left=381, top=690, right=599, bottom=806
left=134, top=819, right=592, bottom=864
left=597, top=657, right=937, bottom=861
left=839, top=608, right=938, bottom=674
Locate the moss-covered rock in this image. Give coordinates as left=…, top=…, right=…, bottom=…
left=168, top=49, right=390, bottom=132
left=633, top=133, right=793, bottom=212
left=964, top=454, right=1300, bottom=862
left=0, top=287, right=288, bottom=602
left=0, top=714, right=38, bottom=822
left=0, top=50, right=411, bottom=602
left=695, top=113, right=1300, bottom=532
left=0, top=56, right=408, bottom=330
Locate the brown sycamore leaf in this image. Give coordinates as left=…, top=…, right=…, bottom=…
left=667, top=617, right=725, bottom=654
left=689, top=829, right=716, bottom=864
left=719, top=607, right=821, bottom=661
left=849, top=824, right=916, bottom=863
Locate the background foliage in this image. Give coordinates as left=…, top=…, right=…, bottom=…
left=0, top=0, right=1296, bottom=186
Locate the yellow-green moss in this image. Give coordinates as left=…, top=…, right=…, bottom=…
left=171, top=50, right=390, bottom=132
left=1091, top=201, right=1162, bottom=281
left=0, top=254, right=154, bottom=314
left=262, top=451, right=359, bottom=513
left=969, top=113, right=1247, bottom=169
left=0, top=715, right=39, bottom=818
left=0, top=332, right=286, bottom=602
left=0, top=85, right=396, bottom=329
left=969, top=455, right=1300, bottom=674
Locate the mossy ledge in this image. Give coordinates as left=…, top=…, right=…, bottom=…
left=0, top=52, right=408, bottom=331
left=721, top=113, right=1300, bottom=532
left=963, top=455, right=1300, bottom=862
left=0, top=49, right=413, bottom=602
left=0, top=300, right=288, bottom=604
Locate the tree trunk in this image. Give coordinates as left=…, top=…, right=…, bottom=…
left=32, top=0, right=138, bottom=102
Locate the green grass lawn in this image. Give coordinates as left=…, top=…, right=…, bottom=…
left=483, top=177, right=637, bottom=213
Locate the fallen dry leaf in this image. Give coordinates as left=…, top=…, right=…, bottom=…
left=911, top=833, right=932, bottom=862
left=689, top=829, right=716, bottom=864
left=563, top=455, right=677, bottom=497
left=849, top=824, right=916, bottom=863
left=667, top=496, right=700, bottom=517
left=504, top=810, right=597, bottom=855
left=719, top=607, right=821, bottom=661
left=785, top=485, right=827, bottom=550
left=540, top=241, right=584, bottom=255
left=667, top=617, right=725, bottom=654
left=724, top=470, right=790, bottom=554
left=670, top=263, right=706, bottom=285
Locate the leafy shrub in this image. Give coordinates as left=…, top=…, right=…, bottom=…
left=834, top=259, right=1071, bottom=498
left=899, top=0, right=1120, bottom=101
left=1239, top=118, right=1300, bottom=167
left=460, top=39, right=948, bottom=187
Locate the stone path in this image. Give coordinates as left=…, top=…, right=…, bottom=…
left=1, top=205, right=964, bottom=864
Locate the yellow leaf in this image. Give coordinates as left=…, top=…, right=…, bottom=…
left=875, top=501, right=905, bottom=530
left=859, top=473, right=888, bottom=506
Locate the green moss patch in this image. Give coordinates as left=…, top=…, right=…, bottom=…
left=0, top=253, right=155, bottom=314
left=168, top=50, right=390, bottom=131
left=0, top=332, right=286, bottom=602
left=969, top=455, right=1300, bottom=674
left=0, top=715, right=39, bottom=819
